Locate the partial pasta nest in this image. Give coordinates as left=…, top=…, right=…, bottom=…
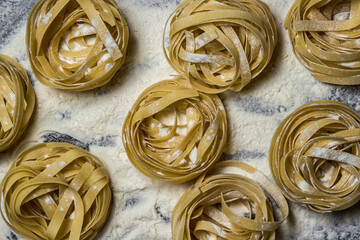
left=0, top=55, right=35, bottom=152
left=164, top=0, right=277, bottom=93
left=0, top=142, right=112, bottom=240
left=122, top=78, right=227, bottom=183
left=286, top=0, right=360, bottom=85
left=26, top=0, right=129, bottom=90
left=171, top=161, right=289, bottom=240
left=270, top=100, right=360, bottom=212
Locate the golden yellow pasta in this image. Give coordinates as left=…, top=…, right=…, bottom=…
left=26, top=0, right=129, bottom=91
left=0, top=55, right=35, bottom=152
left=0, top=142, right=112, bottom=240
left=172, top=161, right=289, bottom=240
left=163, top=0, right=277, bottom=94
left=285, top=0, right=360, bottom=85
left=122, top=78, right=227, bottom=183
left=270, top=100, right=360, bottom=212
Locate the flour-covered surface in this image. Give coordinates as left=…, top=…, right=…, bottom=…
left=1, top=0, right=360, bottom=239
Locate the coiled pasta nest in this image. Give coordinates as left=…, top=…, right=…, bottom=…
left=164, top=0, right=277, bottom=93
left=171, top=161, right=289, bottom=240
left=0, top=142, right=112, bottom=240
left=270, top=100, right=360, bottom=212
left=285, top=0, right=360, bottom=85
left=26, top=0, right=129, bottom=90
left=0, top=55, right=35, bottom=152
left=122, top=78, right=227, bottom=183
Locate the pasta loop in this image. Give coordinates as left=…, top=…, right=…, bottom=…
left=164, top=0, right=277, bottom=93
left=26, top=0, right=129, bottom=90
left=122, top=78, right=227, bottom=183
left=0, top=142, right=112, bottom=240
left=171, top=161, right=289, bottom=240
left=0, top=55, right=35, bottom=152
left=270, top=100, right=360, bottom=212
left=285, top=0, right=360, bottom=85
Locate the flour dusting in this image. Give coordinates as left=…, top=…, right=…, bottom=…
left=0, top=0, right=359, bottom=239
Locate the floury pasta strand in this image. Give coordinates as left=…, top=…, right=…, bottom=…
left=163, top=0, right=277, bottom=94
left=0, top=55, right=35, bottom=152
left=285, top=0, right=360, bottom=85
left=171, top=161, right=289, bottom=240
left=0, top=142, right=112, bottom=240
left=270, top=100, right=360, bottom=212
left=26, top=0, right=129, bottom=91
left=122, top=77, right=227, bottom=183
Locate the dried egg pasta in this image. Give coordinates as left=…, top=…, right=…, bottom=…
left=122, top=78, right=227, bottom=183
left=26, top=0, right=129, bottom=90
left=0, top=55, right=35, bottom=152
left=164, top=0, right=277, bottom=93
left=270, top=100, right=360, bottom=212
left=285, top=0, right=360, bottom=85
left=171, top=161, right=289, bottom=240
left=0, top=142, right=112, bottom=240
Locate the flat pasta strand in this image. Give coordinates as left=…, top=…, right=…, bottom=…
left=122, top=77, right=227, bottom=183
left=0, top=55, right=35, bottom=152
left=163, top=0, right=277, bottom=93
left=285, top=0, right=360, bottom=85
left=270, top=100, right=360, bottom=212
left=171, top=161, right=289, bottom=240
left=26, top=0, right=129, bottom=91
left=0, top=142, right=112, bottom=240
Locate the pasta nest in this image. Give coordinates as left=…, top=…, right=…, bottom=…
left=285, top=0, right=360, bottom=85
left=0, top=55, right=35, bottom=152
left=164, top=0, right=277, bottom=94
left=0, top=142, right=112, bottom=240
left=122, top=78, right=227, bottom=183
left=171, top=161, right=289, bottom=240
left=270, top=100, right=360, bottom=212
left=26, top=0, right=129, bottom=91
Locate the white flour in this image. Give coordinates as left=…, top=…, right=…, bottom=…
left=0, top=0, right=357, bottom=239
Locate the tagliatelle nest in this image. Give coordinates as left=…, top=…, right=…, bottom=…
left=270, top=100, right=360, bottom=212
left=0, top=55, right=35, bottom=152
left=171, top=161, right=289, bottom=240
left=26, top=0, right=129, bottom=91
left=163, top=0, right=277, bottom=94
left=285, top=0, right=360, bottom=85
left=122, top=78, right=227, bottom=183
left=0, top=142, right=112, bottom=240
